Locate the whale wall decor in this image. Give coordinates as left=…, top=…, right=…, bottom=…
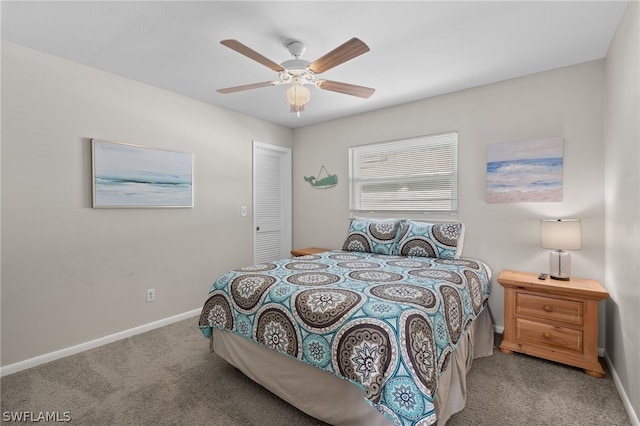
left=304, top=165, right=337, bottom=189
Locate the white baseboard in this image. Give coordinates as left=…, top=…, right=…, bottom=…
left=0, top=308, right=201, bottom=377
left=605, top=352, right=640, bottom=426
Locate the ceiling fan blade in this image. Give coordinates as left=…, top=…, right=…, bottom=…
left=217, top=81, right=277, bottom=94
left=317, top=80, right=375, bottom=98
left=220, top=39, right=285, bottom=72
left=309, top=38, right=370, bottom=74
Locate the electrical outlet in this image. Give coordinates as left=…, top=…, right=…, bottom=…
left=146, top=288, right=156, bottom=302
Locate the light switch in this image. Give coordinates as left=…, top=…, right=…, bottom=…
left=241, top=206, right=247, bottom=216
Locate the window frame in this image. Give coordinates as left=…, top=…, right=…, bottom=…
left=348, top=131, right=458, bottom=216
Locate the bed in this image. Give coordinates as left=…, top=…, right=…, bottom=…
left=198, top=219, right=493, bottom=425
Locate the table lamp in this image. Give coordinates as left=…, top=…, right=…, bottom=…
left=540, top=219, right=582, bottom=280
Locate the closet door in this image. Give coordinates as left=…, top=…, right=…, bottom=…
left=253, top=141, right=292, bottom=263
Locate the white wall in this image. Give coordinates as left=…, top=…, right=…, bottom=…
left=293, top=60, right=606, bottom=345
left=604, top=1, right=640, bottom=422
left=0, top=42, right=293, bottom=366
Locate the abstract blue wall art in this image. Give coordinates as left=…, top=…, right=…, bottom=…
left=92, top=139, right=193, bottom=208
left=486, top=137, right=563, bottom=203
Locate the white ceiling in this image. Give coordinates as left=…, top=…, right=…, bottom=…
left=1, top=1, right=628, bottom=129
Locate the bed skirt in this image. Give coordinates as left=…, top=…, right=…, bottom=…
left=210, top=307, right=494, bottom=425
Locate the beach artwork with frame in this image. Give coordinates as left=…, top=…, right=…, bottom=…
left=486, top=137, right=563, bottom=203
left=92, top=139, right=193, bottom=208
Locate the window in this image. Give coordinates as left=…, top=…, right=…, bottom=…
left=349, top=131, right=458, bottom=214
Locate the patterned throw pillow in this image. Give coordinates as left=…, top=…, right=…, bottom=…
left=394, top=221, right=465, bottom=259
left=341, top=218, right=401, bottom=254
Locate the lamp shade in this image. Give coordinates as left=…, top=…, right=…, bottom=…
left=540, top=219, right=582, bottom=250
left=286, top=84, right=310, bottom=112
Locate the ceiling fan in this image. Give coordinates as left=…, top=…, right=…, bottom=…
left=217, top=38, right=375, bottom=115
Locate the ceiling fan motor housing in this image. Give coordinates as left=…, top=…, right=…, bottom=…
left=280, top=58, right=315, bottom=85
left=281, top=59, right=310, bottom=74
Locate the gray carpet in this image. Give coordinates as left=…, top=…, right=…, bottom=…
left=1, top=316, right=630, bottom=425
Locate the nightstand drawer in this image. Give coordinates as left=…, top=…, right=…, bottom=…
left=516, top=293, right=583, bottom=325
left=516, top=318, right=583, bottom=353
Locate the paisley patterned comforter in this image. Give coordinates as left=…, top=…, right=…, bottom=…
left=198, top=250, right=491, bottom=426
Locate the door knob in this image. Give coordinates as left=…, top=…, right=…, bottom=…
left=256, top=226, right=260, bottom=231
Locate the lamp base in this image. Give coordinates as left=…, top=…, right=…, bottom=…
left=549, top=250, right=572, bottom=281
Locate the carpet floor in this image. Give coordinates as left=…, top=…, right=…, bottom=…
left=1, top=316, right=630, bottom=425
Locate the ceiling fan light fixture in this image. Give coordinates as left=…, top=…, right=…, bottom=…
left=286, top=83, right=310, bottom=114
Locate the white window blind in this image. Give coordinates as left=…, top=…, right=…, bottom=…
left=349, top=132, right=458, bottom=214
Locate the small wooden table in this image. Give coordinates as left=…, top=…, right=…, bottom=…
left=498, top=269, right=609, bottom=377
left=290, top=247, right=330, bottom=257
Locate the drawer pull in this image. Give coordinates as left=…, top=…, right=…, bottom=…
left=543, top=332, right=552, bottom=340
left=543, top=305, right=552, bottom=312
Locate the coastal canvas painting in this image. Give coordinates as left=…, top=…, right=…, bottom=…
left=92, top=139, right=193, bottom=208
left=486, top=137, right=563, bottom=203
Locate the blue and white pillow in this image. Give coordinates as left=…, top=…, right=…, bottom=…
left=394, top=221, right=465, bottom=259
left=342, top=218, right=401, bottom=255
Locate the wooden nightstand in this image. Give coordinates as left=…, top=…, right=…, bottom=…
left=290, top=247, right=330, bottom=257
left=498, top=269, right=609, bottom=378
